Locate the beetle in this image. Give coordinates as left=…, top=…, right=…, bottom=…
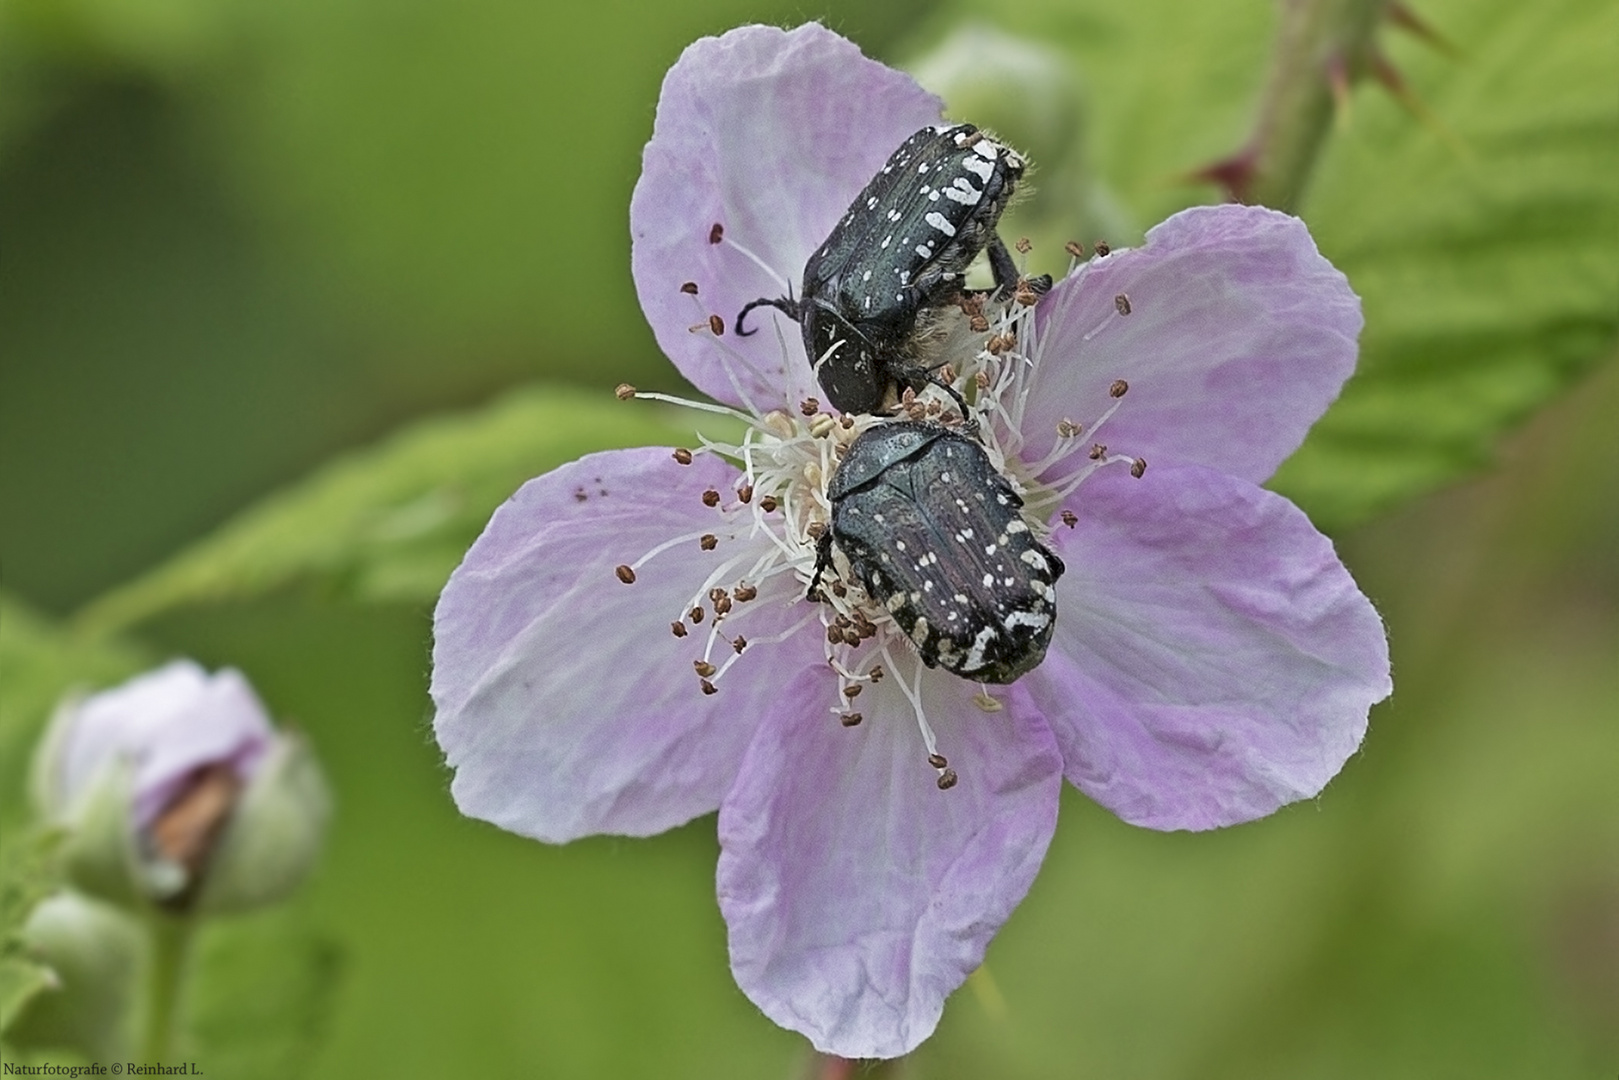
left=737, top=123, right=1048, bottom=416
left=811, top=420, right=1065, bottom=684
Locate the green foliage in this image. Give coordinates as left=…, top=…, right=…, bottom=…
left=954, top=0, right=1618, bottom=530
left=0, top=832, right=62, bottom=1035
left=75, top=387, right=693, bottom=632
left=1275, top=0, right=1619, bottom=527
left=187, top=913, right=343, bottom=1078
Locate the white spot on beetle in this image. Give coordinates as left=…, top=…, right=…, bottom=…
left=924, top=211, right=956, bottom=237
left=1004, top=610, right=1051, bottom=632
left=963, top=156, right=995, bottom=182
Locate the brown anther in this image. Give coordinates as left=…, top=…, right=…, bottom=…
left=987, top=333, right=1011, bottom=356
left=1094, top=240, right=1111, bottom=256
left=680, top=281, right=699, bottom=295
left=830, top=581, right=848, bottom=598
left=709, top=587, right=728, bottom=603
left=807, top=522, right=826, bottom=539
left=615, top=565, right=637, bottom=584
left=708, top=223, right=724, bottom=244
left=694, top=660, right=717, bottom=678
left=1114, top=293, right=1132, bottom=316
left=673, top=448, right=694, bottom=465
left=832, top=613, right=852, bottom=628
left=1057, top=419, right=1083, bottom=438
left=708, top=314, right=725, bottom=335
left=826, top=624, right=844, bottom=645
left=736, top=483, right=753, bottom=503
left=925, top=400, right=942, bottom=417
left=733, top=584, right=758, bottom=602
left=689, top=606, right=705, bottom=624
left=1110, top=379, right=1130, bottom=398
left=1131, top=457, right=1148, bottom=478
left=843, top=685, right=863, bottom=699
left=1064, top=240, right=1085, bottom=258
left=969, top=314, right=990, bottom=332
left=1061, top=509, right=1078, bottom=528
left=1089, top=444, right=1107, bottom=460
left=615, top=383, right=637, bottom=401
left=671, top=621, right=688, bottom=638
left=840, top=712, right=864, bottom=727
left=839, top=415, right=854, bottom=429
left=700, top=679, right=718, bottom=696
left=936, top=769, right=959, bottom=790
left=702, top=489, right=721, bottom=507
left=927, top=753, right=948, bottom=769
left=759, top=495, right=779, bottom=512
left=799, top=398, right=820, bottom=416
left=975, top=371, right=991, bottom=390
left=731, top=636, right=748, bottom=654
left=841, top=628, right=862, bottom=647
left=938, top=364, right=957, bottom=385
left=869, top=666, right=884, bottom=682
left=834, top=442, right=849, bottom=457
left=1015, top=236, right=1032, bottom=254
left=714, top=595, right=733, bottom=616
left=906, top=403, right=928, bottom=421
left=699, top=534, right=718, bottom=551
left=1014, top=280, right=1041, bottom=307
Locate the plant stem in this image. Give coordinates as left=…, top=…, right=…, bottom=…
left=141, top=913, right=194, bottom=1060
left=1238, top=0, right=1388, bottom=211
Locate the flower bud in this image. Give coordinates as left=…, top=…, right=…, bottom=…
left=903, top=23, right=1135, bottom=257
left=905, top=22, right=1087, bottom=170
left=6, top=892, right=142, bottom=1059
left=31, top=660, right=330, bottom=916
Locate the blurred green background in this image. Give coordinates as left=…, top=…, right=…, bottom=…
left=1, top=0, right=1615, bottom=1075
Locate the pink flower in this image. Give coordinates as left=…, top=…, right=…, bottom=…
left=432, top=23, right=1390, bottom=1059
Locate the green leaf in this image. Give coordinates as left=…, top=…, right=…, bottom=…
left=0, top=832, right=63, bottom=1034
left=187, top=913, right=343, bottom=1079
left=75, top=385, right=695, bottom=632
left=0, top=960, right=53, bottom=1036
left=1272, top=0, right=1619, bottom=528
left=944, top=0, right=1618, bottom=528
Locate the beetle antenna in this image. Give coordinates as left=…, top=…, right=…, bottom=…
left=735, top=295, right=800, bottom=336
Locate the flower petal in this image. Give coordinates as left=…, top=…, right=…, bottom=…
left=1021, top=205, right=1361, bottom=484
left=432, top=447, right=826, bottom=842
left=631, top=23, right=943, bottom=412
left=47, top=661, right=274, bottom=828
left=717, top=668, right=1061, bottom=1058
left=1025, top=465, right=1390, bottom=831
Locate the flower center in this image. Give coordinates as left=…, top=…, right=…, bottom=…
left=616, top=244, right=1149, bottom=787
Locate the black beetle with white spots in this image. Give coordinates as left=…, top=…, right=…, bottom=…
left=737, top=123, right=1049, bottom=417
left=812, top=420, right=1065, bottom=685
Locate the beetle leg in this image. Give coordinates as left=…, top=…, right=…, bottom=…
left=806, top=529, right=836, bottom=601
left=985, top=235, right=1022, bottom=299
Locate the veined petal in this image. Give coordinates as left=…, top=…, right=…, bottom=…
left=432, top=448, right=826, bottom=843
left=631, top=23, right=944, bottom=413
left=717, top=669, right=1061, bottom=1059
left=1020, top=205, right=1361, bottom=484
left=1025, top=465, right=1390, bottom=831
